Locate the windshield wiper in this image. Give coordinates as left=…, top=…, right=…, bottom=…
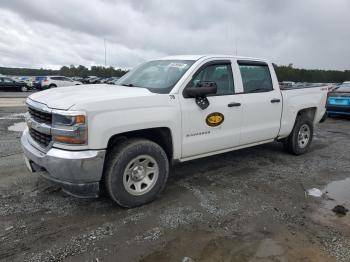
left=120, top=83, right=134, bottom=87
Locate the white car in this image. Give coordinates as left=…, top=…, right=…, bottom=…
left=41, top=76, right=82, bottom=89
left=21, top=55, right=328, bottom=207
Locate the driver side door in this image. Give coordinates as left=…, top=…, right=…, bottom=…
left=180, top=60, right=243, bottom=159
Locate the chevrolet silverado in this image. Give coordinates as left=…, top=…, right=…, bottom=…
left=21, top=55, right=328, bottom=207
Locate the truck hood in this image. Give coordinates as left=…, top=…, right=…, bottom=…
left=28, top=84, right=154, bottom=110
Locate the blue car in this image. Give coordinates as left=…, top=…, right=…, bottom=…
left=327, top=82, right=350, bottom=116
left=32, top=76, right=47, bottom=90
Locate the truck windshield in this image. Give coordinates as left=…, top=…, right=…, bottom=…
left=117, top=60, right=195, bottom=94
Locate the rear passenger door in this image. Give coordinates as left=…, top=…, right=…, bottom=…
left=55, top=77, right=69, bottom=87
left=237, top=61, right=282, bottom=145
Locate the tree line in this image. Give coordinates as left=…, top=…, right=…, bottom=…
left=273, top=64, right=350, bottom=83
left=0, top=65, right=128, bottom=78
left=1, top=64, right=350, bottom=83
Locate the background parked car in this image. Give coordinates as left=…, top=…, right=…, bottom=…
left=106, top=77, right=120, bottom=84
left=12, top=76, right=34, bottom=87
left=71, top=77, right=85, bottom=82
left=327, top=81, right=350, bottom=117
left=82, top=76, right=101, bottom=84
left=32, top=76, right=47, bottom=90
left=41, top=76, right=82, bottom=89
left=0, top=77, right=30, bottom=92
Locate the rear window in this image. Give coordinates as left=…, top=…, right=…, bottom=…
left=238, top=62, right=273, bottom=93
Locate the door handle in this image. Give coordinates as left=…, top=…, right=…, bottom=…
left=271, top=98, right=281, bottom=103
left=228, top=102, right=241, bottom=107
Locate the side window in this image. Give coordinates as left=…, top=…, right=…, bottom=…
left=190, top=64, right=234, bottom=95
left=3, top=78, right=13, bottom=83
left=239, top=63, right=273, bottom=93
left=51, top=77, right=60, bottom=81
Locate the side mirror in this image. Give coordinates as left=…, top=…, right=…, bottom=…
left=184, top=81, right=217, bottom=98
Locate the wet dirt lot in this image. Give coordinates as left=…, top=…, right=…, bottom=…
left=0, top=105, right=350, bottom=262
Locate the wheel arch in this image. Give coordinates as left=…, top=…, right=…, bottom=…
left=296, top=107, right=317, bottom=122
left=106, top=127, right=174, bottom=162
left=278, top=107, right=317, bottom=140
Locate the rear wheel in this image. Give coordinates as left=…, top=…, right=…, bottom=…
left=283, top=116, right=314, bottom=155
left=104, top=138, right=169, bottom=208
left=49, top=84, right=57, bottom=88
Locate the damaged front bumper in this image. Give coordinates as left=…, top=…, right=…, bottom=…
left=21, top=128, right=106, bottom=198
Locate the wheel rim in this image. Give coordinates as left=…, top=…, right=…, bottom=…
left=123, top=155, right=159, bottom=196
left=298, top=124, right=311, bottom=148
left=21, top=86, right=27, bottom=92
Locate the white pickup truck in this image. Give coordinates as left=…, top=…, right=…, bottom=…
left=21, top=55, right=328, bottom=207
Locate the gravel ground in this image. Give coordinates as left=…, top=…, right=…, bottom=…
left=0, top=105, right=350, bottom=262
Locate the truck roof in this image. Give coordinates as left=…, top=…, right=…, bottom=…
left=158, top=54, right=268, bottom=62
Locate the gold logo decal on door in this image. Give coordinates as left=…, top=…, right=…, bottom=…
left=206, top=112, right=224, bottom=127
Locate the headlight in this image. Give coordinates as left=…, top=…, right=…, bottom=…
left=53, top=114, right=86, bottom=126
left=52, top=111, right=87, bottom=145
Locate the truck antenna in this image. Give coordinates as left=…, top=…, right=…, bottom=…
left=235, top=39, right=238, bottom=56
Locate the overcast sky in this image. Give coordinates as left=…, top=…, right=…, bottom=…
left=0, top=0, right=349, bottom=70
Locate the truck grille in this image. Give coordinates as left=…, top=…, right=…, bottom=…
left=28, top=107, right=52, bottom=124
left=29, top=127, right=52, bottom=147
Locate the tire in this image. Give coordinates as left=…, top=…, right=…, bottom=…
left=104, top=138, right=169, bottom=208
left=49, top=84, right=57, bottom=89
left=283, top=115, right=314, bottom=155
left=21, top=86, right=28, bottom=92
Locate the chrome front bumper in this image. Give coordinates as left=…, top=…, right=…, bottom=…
left=21, top=128, right=106, bottom=198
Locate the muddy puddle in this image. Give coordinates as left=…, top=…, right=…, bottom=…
left=8, top=121, right=26, bottom=132
left=140, top=230, right=332, bottom=262
left=313, top=178, right=350, bottom=229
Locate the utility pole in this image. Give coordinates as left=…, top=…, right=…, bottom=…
left=104, top=38, right=107, bottom=67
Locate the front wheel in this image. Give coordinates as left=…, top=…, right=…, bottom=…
left=21, top=86, right=28, bottom=92
left=283, top=116, right=314, bottom=155
left=103, top=139, right=169, bottom=208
